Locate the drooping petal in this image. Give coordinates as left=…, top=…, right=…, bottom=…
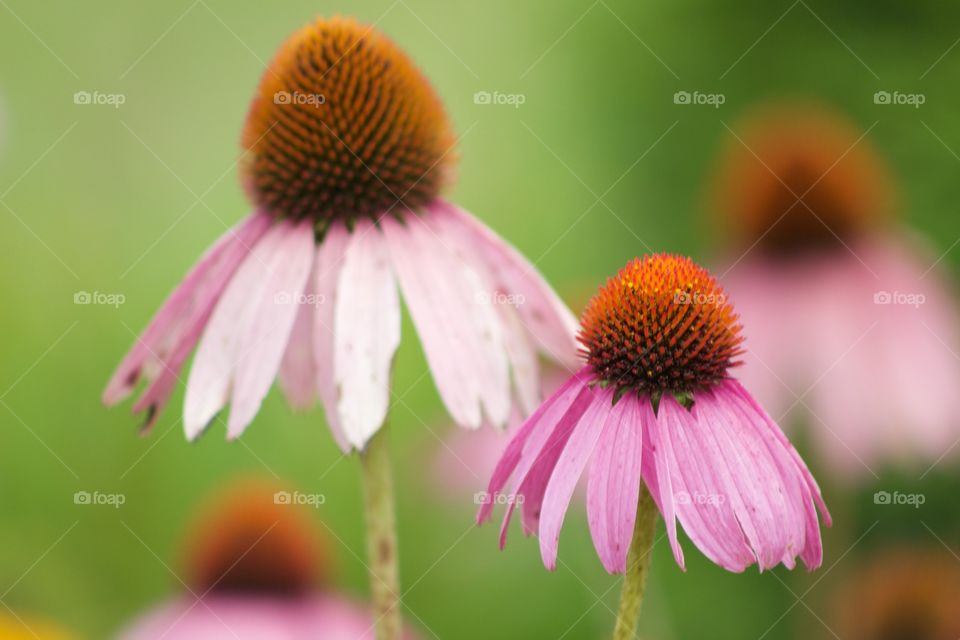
left=227, top=220, right=316, bottom=438
left=640, top=398, right=686, bottom=570
left=332, top=219, right=401, bottom=450
left=381, top=211, right=510, bottom=429
left=723, top=378, right=830, bottom=568
left=585, top=392, right=644, bottom=574
left=312, top=222, right=351, bottom=452
left=537, top=386, right=614, bottom=570
left=183, top=220, right=311, bottom=439
left=430, top=199, right=580, bottom=370
left=105, top=213, right=272, bottom=426
left=278, top=275, right=319, bottom=410
left=477, top=368, right=592, bottom=525
left=506, top=383, right=594, bottom=546
left=423, top=203, right=544, bottom=415
left=651, top=395, right=755, bottom=572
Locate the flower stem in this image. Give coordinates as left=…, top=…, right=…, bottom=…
left=360, top=425, right=401, bottom=640
left=612, top=484, right=658, bottom=640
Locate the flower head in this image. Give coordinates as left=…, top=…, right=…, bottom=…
left=479, top=255, right=830, bottom=574
left=241, top=17, right=455, bottom=223
left=715, top=103, right=960, bottom=479
left=120, top=478, right=419, bottom=639
left=580, top=254, right=743, bottom=397
left=831, top=547, right=960, bottom=640
left=104, top=16, right=578, bottom=450
left=711, top=102, right=894, bottom=255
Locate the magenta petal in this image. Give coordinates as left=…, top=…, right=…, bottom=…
left=105, top=213, right=272, bottom=425
left=332, top=219, right=401, bottom=450
left=641, top=399, right=686, bottom=570
left=652, top=396, right=752, bottom=571
left=312, top=222, right=351, bottom=452
left=538, top=387, right=613, bottom=570
left=431, top=199, right=580, bottom=371
left=476, top=368, right=592, bottom=525
left=382, top=211, right=510, bottom=429
left=585, top=393, right=644, bottom=574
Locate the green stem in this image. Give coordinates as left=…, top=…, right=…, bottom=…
left=612, top=484, right=658, bottom=640
left=360, top=425, right=402, bottom=640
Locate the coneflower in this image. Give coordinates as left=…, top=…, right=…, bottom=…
left=830, top=547, right=960, bottom=640
left=120, top=478, right=419, bottom=639
left=712, top=102, right=960, bottom=479
left=479, top=254, right=830, bottom=639
left=104, top=16, right=578, bottom=639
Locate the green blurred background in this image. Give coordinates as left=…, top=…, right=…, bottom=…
left=2, top=0, right=960, bottom=637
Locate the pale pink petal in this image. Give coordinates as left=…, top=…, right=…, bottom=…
left=476, top=368, right=592, bottom=525
left=227, top=220, right=315, bottom=438
left=278, top=278, right=318, bottom=410
left=432, top=199, right=580, bottom=371
left=183, top=221, right=298, bottom=439
left=312, top=223, right=351, bottom=452
left=333, top=219, right=401, bottom=450
left=423, top=204, right=543, bottom=415
left=382, top=212, right=510, bottom=429
left=585, top=392, right=644, bottom=574
left=104, top=213, right=272, bottom=426
left=538, top=386, right=614, bottom=570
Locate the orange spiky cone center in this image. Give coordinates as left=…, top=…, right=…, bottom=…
left=579, top=254, right=743, bottom=397
left=183, top=481, right=329, bottom=596
left=713, top=104, right=893, bottom=255
left=241, top=16, right=456, bottom=223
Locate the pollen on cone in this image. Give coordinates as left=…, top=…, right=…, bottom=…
left=241, top=16, right=456, bottom=222
left=579, top=254, right=743, bottom=395
left=182, top=478, right=330, bottom=596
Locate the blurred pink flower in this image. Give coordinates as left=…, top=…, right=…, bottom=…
left=103, top=18, right=578, bottom=451
left=120, top=478, right=418, bottom=640
left=713, top=103, right=960, bottom=479
left=479, top=255, right=830, bottom=574
left=122, top=595, right=412, bottom=640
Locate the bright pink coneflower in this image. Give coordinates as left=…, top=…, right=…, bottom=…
left=712, top=103, right=960, bottom=478
left=102, top=16, right=578, bottom=451
left=120, top=479, right=418, bottom=640
left=479, top=254, right=830, bottom=580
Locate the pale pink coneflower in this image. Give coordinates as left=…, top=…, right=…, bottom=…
left=103, top=16, right=578, bottom=450
left=478, top=254, right=830, bottom=639
left=712, top=102, right=960, bottom=479
left=103, top=17, right=578, bottom=640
